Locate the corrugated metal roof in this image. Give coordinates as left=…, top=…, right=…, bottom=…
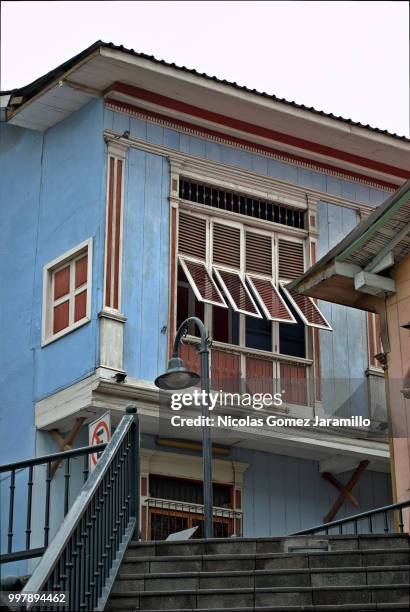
left=2, top=40, right=409, bottom=143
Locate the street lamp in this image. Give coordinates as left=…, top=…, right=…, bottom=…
left=155, top=317, right=213, bottom=539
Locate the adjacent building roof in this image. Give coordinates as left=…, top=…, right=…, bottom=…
left=289, top=180, right=410, bottom=309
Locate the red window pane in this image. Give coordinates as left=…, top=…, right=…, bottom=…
left=74, top=290, right=87, bottom=322
left=53, top=301, right=69, bottom=333
left=75, top=255, right=88, bottom=288
left=54, top=266, right=70, bottom=300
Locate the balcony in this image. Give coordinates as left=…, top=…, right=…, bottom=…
left=180, top=337, right=312, bottom=409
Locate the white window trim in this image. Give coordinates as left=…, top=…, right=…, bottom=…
left=42, top=238, right=93, bottom=347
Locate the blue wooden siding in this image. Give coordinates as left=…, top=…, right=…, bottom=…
left=32, top=99, right=106, bottom=402
left=230, top=447, right=391, bottom=537
left=104, top=109, right=391, bottom=206
left=0, top=98, right=105, bottom=450
left=317, top=202, right=369, bottom=417
left=122, top=148, right=170, bottom=380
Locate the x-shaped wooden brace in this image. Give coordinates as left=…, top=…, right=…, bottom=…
left=323, top=460, right=369, bottom=523
left=49, top=417, right=86, bottom=479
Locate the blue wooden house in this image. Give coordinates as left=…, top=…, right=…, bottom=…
left=1, top=41, right=409, bottom=574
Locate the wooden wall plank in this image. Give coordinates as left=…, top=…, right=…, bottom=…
left=246, top=356, right=273, bottom=395
left=112, top=110, right=130, bottom=135
left=113, top=110, right=392, bottom=206
left=129, top=116, right=147, bottom=140
left=229, top=446, right=392, bottom=536
left=147, top=123, right=164, bottom=145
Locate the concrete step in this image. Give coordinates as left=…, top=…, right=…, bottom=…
left=107, top=583, right=410, bottom=610
left=105, top=606, right=410, bottom=612
left=112, top=565, right=410, bottom=593
left=121, top=547, right=410, bottom=574
left=126, top=534, right=410, bottom=558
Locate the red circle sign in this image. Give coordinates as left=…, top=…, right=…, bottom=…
left=90, top=420, right=110, bottom=466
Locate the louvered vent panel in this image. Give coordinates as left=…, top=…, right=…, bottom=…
left=246, top=233, right=272, bottom=276
left=178, top=213, right=206, bottom=259
left=278, top=240, right=305, bottom=279
left=213, top=224, right=241, bottom=268
left=179, top=177, right=305, bottom=229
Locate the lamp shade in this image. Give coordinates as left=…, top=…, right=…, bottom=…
left=154, top=357, right=200, bottom=390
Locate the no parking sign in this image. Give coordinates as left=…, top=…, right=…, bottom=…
left=88, top=411, right=111, bottom=472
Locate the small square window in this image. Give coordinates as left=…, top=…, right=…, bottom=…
left=42, top=239, right=92, bottom=346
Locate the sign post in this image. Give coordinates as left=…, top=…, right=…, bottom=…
left=88, top=411, right=111, bottom=472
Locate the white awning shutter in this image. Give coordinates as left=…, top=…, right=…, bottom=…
left=247, top=275, right=296, bottom=323
left=214, top=268, right=262, bottom=318
left=179, top=256, right=227, bottom=308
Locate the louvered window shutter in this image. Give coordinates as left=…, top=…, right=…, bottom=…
left=278, top=239, right=305, bottom=279
left=245, top=232, right=272, bottom=276
left=281, top=283, right=332, bottom=330
left=247, top=276, right=296, bottom=323
left=244, top=232, right=295, bottom=323
left=212, top=223, right=241, bottom=269
left=178, top=213, right=207, bottom=260
left=179, top=257, right=227, bottom=307
left=214, top=268, right=261, bottom=318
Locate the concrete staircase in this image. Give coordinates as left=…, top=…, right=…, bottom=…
left=107, top=534, right=410, bottom=611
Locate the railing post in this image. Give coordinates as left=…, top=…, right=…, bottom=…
left=126, top=405, right=140, bottom=542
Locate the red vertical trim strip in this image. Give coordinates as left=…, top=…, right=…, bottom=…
left=310, top=242, right=321, bottom=401
left=235, top=518, right=241, bottom=536
left=368, top=312, right=375, bottom=366
left=235, top=489, right=241, bottom=509
left=113, top=159, right=123, bottom=310
left=141, top=505, right=147, bottom=541
left=105, top=157, right=115, bottom=307
left=169, top=207, right=177, bottom=358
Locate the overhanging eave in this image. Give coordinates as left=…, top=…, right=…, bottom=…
left=295, top=261, right=384, bottom=313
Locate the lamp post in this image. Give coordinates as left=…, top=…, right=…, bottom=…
left=155, top=317, right=213, bottom=539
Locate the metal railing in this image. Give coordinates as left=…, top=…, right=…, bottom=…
left=146, top=497, right=242, bottom=539
left=0, top=444, right=106, bottom=564
left=291, top=499, right=410, bottom=536
left=20, top=407, right=140, bottom=611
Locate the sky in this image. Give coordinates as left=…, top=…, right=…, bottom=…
left=1, top=1, right=409, bottom=136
